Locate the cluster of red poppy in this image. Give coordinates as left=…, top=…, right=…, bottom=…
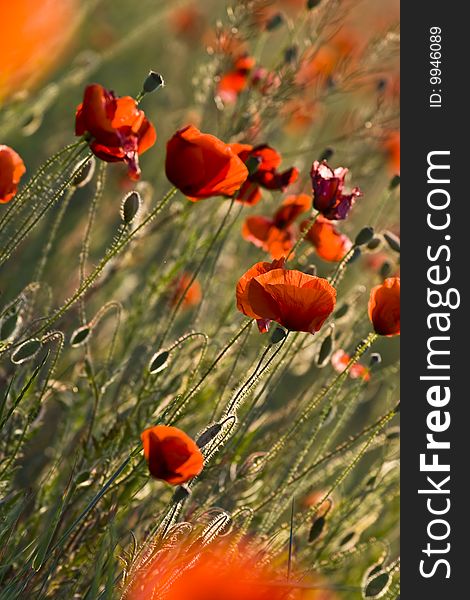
left=0, top=82, right=400, bottom=493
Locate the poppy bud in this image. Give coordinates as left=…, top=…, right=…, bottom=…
left=148, top=350, right=170, bottom=374
left=11, top=339, right=42, bottom=364
left=0, top=311, right=20, bottom=341
left=317, top=328, right=334, bottom=367
left=363, top=571, right=391, bottom=598
left=319, top=147, right=334, bottom=162
left=70, top=325, right=91, bottom=348
left=383, top=231, right=400, bottom=253
left=348, top=247, right=362, bottom=263
left=196, top=423, right=222, bottom=448
left=284, top=45, right=298, bottom=64
left=266, top=12, right=284, bottom=31
left=72, top=157, right=95, bottom=188
left=308, top=515, right=326, bottom=543
left=270, top=327, right=287, bottom=344
left=307, top=0, right=322, bottom=8
left=121, top=191, right=141, bottom=225
left=367, top=237, right=382, bottom=251
left=389, top=174, right=400, bottom=190
left=379, top=261, right=393, bottom=278
left=369, top=352, right=382, bottom=367
left=142, top=71, right=165, bottom=94
left=354, top=227, right=374, bottom=247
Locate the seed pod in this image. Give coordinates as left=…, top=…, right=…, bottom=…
left=270, top=327, right=286, bottom=344
left=196, top=423, right=222, bottom=448
left=142, top=71, right=165, bottom=94
left=121, top=191, right=141, bottom=225
left=363, top=571, right=391, bottom=598
left=11, top=339, right=42, bottom=364
left=389, top=174, right=400, bottom=190
left=355, top=227, right=374, bottom=246
left=308, top=515, right=326, bottom=543
left=70, top=325, right=91, bottom=347
left=266, top=12, right=283, bottom=31
left=383, top=231, right=400, bottom=253
left=72, top=157, right=96, bottom=188
left=367, top=237, right=381, bottom=251
left=317, top=329, right=334, bottom=367
left=148, top=350, right=170, bottom=375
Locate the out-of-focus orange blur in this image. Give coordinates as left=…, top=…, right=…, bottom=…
left=0, top=0, right=78, bottom=102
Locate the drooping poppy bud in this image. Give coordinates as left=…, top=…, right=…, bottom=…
left=75, top=83, right=156, bottom=180
left=368, top=277, right=400, bottom=336
left=310, top=160, right=362, bottom=220
left=165, top=125, right=248, bottom=200
left=0, top=145, right=26, bottom=204
left=141, top=425, right=204, bottom=485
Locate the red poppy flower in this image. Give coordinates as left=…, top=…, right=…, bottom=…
left=310, top=160, right=362, bottom=220
left=301, top=215, right=352, bottom=262
left=217, top=55, right=256, bottom=103
left=368, top=277, right=400, bottom=336
left=165, top=125, right=248, bottom=200
left=170, top=273, right=202, bottom=308
left=230, top=143, right=299, bottom=205
left=75, top=83, right=156, bottom=180
left=331, top=349, right=370, bottom=381
left=242, top=194, right=311, bottom=259
left=0, top=145, right=26, bottom=204
left=236, top=260, right=336, bottom=334
left=141, top=425, right=203, bottom=485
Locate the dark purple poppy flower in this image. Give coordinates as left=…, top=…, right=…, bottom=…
left=310, top=160, right=362, bottom=220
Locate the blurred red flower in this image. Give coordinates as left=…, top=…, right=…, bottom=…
left=170, top=273, right=202, bottom=308
left=0, top=0, right=77, bottom=102
left=331, top=349, right=370, bottom=381
left=230, top=143, right=299, bottom=205
left=310, top=160, right=362, bottom=220
left=242, top=194, right=311, bottom=259
left=141, top=425, right=203, bottom=485
left=165, top=125, right=248, bottom=200
left=301, top=215, right=352, bottom=262
left=236, top=260, right=336, bottom=334
left=368, top=277, right=400, bottom=336
left=75, top=84, right=156, bottom=180
left=0, top=145, right=26, bottom=204
left=217, top=55, right=256, bottom=103
left=125, top=535, right=335, bottom=600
